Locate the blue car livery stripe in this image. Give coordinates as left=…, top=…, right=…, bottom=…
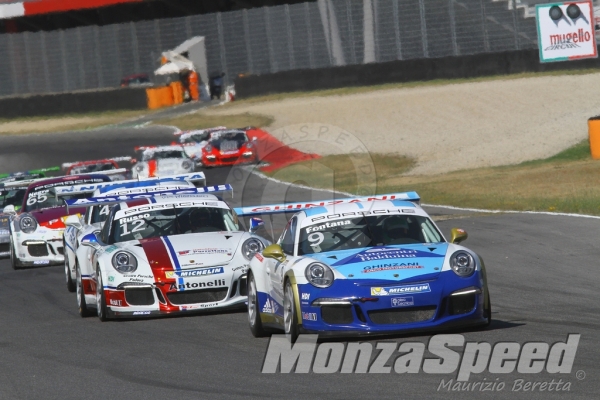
left=162, top=237, right=185, bottom=290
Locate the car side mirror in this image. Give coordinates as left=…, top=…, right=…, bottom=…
left=81, top=232, right=100, bottom=247
left=3, top=205, right=15, bottom=214
left=262, top=244, right=286, bottom=262
left=252, top=136, right=257, bottom=142
left=64, top=214, right=82, bottom=230
left=450, top=228, right=468, bottom=244
left=130, top=158, right=137, bottom=164
left=249, top=217, right=264, bottom=234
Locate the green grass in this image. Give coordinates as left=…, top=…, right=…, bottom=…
left=264, top=140, right=600, bottom=215
left=152, top=112, right=274, bottom=131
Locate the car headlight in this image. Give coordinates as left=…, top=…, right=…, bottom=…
left=450, top=251, right=475, bottom=277
left=112, top=251, right=138, bottom=273
left=241, top=238, right=265, bottom=260
left=305, top=262, right=334, bottom=288
left=204, top=144, right=213, bottom=153
left=182, top=160, right=193, bottom=170
left=19, top=214, right=38, bottom=233
left=135, top=164, right=145, bottom=172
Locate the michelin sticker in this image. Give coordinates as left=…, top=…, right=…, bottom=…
left=371, top=284, right=431, bottom=296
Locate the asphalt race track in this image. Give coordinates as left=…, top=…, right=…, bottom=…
left=0, top=127, right=599, bottom=399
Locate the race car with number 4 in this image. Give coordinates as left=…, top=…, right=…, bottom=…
left=237, top=192, right=491, bottom=341
left=66, top=188, right=270, bottom=320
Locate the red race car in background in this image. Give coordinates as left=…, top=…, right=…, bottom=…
left=200, top=129, right=259, bottom=167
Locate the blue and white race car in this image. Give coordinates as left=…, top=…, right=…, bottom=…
left=237, top=192, right=491, bottom=340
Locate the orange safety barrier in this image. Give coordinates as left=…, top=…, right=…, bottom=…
left=146, top=86, right=175, bottom=110
left=170, top=82, right=184, bottom=105
left=588, top=117, right=600, bottom=159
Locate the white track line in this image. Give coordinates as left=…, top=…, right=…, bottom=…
left=248, top=167, right=600, bottom=220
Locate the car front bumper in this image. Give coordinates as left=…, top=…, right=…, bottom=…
left=13, top=229, right=64, bottom=266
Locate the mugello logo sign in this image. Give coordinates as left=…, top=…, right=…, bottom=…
left=536, top=1, right=597, bottom=62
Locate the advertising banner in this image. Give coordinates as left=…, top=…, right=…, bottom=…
left=536, top=1, right=597, bottom=62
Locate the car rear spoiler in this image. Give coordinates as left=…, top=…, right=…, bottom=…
left=233, top=191, right=420, bottom=217
left=233, top=191, right=420, bottom=241
left=0, top=166, right=61, bottom=179
left=0, top=168, right=131, bottom=190
left=61, top=157, right=133, bottom=170
left=53, top=172, right=207, bottom=196
left=64, top=184, right=233, bottom=211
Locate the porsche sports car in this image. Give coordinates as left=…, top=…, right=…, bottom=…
left=62, top=157, right=132, bottom=180
left=200, top=129, right=258, bottom=167
left=175, top=126, right=227, bottom=164
left=236, top=192, right=491, bottom=341
left=66, top=188, right=269, bottom=320
left=131, top=146, right=195, bottom=179
left=7, top=173, right=123, bottom=269
left=60, top=173, right=208, bottom=292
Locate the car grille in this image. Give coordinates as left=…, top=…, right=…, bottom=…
left=368, top=306, right=437, bottom=325
left=56, top=247, right=64, bottom=255
left=220, top=157, right=238, bottom=163
left=27, top=244, right=49, bottom=257
left=321, top=305, right=354, bottom=324
left=125, top=288, right=155, bottom=306
left=238, top=276, right=247, bottom=296
left=167, top=288, right=228, bottom=305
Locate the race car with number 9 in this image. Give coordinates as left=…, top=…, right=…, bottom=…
left=237, top=192, right=492, bottom=341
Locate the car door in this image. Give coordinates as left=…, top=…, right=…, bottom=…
left=269, top=216, right=297, bottom=311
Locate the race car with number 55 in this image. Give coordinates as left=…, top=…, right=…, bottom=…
left=237, top=192, right=491, bottom=341
left=66, top=188, right=270, bottom=320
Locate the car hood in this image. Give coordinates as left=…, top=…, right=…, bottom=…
left=309, top=244, right=448, bottom=281
left=136, top=232, right=245, bottom=269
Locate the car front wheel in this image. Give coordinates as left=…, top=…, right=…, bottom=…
left=96, top=267, right=109, bottom=322
left=248, top=272, right=268, bottom=337
left=283, top=280, right=299, bottom=343
left=10, top=240, right=20, bottom=270
left=76, top=263, right=94, bottom=317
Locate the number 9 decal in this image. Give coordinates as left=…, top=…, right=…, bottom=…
left=308, top=232, right=324, bottom=247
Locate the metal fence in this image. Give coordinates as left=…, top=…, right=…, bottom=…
left=0, top=0, right=540, bottom=97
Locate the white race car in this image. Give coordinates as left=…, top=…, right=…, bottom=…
left=66, top=189, right=269, bottom=320
left=131, top=146, right=195, bottom=179
left=60, top=172, right=207, bottom=293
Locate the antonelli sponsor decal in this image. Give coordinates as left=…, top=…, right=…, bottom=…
left=536, top=1, right=597, bottom=62
left=169, top=279, right=226, bottom=290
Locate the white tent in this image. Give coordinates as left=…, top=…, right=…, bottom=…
left=154, top=51, right=195, bottom=75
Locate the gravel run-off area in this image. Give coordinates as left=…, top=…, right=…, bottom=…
left=207, top=73, right=600, bottom=175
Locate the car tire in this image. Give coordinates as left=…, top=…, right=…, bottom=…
left=95, top=266, right=109, bottom=321
left=65, top=246, right=76, bottom=293
left=483, top=291, right=492, bottom=327
left=247, top=272, right=268, bottom=338
left=76, top=263, right=94, bottom=318
left=10, top=240, right=20, bottom=270
left=283, top=280, right=300, bottom=343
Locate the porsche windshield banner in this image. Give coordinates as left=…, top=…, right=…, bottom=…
left=536, top=1, right=597, bottom=62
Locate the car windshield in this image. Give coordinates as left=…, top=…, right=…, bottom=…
left=210, top=132, right=248, bottom=151
left=70, top=163, right=115, bottom=174
left=298, top=214, right=444, bottom=255
left=112, top=206, right=239, bottom=243
left=182, top=132, right=210, bottom=144
left=25, top=178, right=108, bottom=212
left=90, top=204, right=112, bottom=224
left=0, top=188, right=25, bottom=210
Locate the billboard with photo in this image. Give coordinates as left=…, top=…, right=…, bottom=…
left=536, top=1, right=597, bottom=62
